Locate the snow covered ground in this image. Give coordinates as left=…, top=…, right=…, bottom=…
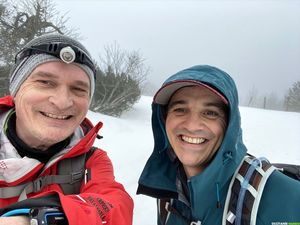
left=87, top=96, right=300, bottom=225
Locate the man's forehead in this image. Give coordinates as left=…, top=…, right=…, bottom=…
left=29, top=69, right=90, bottom=88
left=170, top=85, right=223, bottom=101
left=167, top=85, right=228, bottom=111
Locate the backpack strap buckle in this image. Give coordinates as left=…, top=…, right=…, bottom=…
left=33, top=177, right=45, bottom=192
left=70, top=171, right=84, bottom=184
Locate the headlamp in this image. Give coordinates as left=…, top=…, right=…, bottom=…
left=59, top=46, right=76, bottom=64
left=15, top=43, right=96, bottom=78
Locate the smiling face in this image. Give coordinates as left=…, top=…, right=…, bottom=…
left=165, top=85, right=227, bottom=177
left=14, top=61, right=90, bottom=150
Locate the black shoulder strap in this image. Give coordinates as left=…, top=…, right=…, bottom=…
left=272, top=163, right=300, bottom=180
left=222, top=156, right=276, bottom=225
left=86, top=146, right=98, bottom=162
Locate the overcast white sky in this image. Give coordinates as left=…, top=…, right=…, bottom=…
left=54, top=0, right=300, bottom=102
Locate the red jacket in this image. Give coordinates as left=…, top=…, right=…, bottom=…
left=0, top=96, right=133, bottom=225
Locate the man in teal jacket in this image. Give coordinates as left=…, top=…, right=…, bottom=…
left=137, top=65, right=300, bottom=225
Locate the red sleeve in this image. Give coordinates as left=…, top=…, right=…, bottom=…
left=58, top=149, right=134, bottom=225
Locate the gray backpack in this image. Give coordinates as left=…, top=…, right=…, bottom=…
left=0, top=147, right=96, bottom=201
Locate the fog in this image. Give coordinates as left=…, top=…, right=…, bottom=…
left=54, top=0, right=300, bottom=104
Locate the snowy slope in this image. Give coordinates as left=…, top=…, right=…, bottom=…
left=87, top=96, right=300, bottom=225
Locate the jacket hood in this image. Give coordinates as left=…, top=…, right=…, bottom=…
left=137, top=65, right=247, bottom=200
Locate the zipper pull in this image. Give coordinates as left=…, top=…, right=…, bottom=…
left=190, top=221, right=201, bottom=225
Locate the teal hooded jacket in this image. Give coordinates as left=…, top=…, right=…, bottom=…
left=137, top=65, right=300, bottom=225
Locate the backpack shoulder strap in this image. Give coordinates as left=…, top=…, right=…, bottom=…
left=56, top=152, right=86, bottom=194
left=222, top=156, right=276, bottom=225
left=0, top=147, right=98, bottom=200
left=57, top=146, right=97, bottom=194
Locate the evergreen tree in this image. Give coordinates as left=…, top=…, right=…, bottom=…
left=90, top=43, right=148, bottom=117
left=91, top=68, right=141, bottom=117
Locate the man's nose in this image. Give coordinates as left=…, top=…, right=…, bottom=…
left=48, top=87, right=74, bottom=109
left=184, top=112, right=206, bottom=131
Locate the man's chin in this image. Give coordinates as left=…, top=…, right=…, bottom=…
left=40, top=131, right=72, bottom=143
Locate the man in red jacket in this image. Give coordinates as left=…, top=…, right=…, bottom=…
left=0, top=34, right=133, bottom=225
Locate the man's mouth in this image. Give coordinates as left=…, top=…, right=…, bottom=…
left=41, top=112, right=72, bottom=120
left=181, top=135, right=206, bottom=144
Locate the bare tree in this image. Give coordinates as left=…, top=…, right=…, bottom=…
left=0, top=0, right=78, bottom=96
left=98, top=42, right=148, bottom=84
left=243, top=85, right=259, bottom=107
left=0, top=0, right=78, bottom=65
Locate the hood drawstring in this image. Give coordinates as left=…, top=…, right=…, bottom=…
left=216, top=182, right=221, bottom=208
left=223, top=151, right=233, bottom=164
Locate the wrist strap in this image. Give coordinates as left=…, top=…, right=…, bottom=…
left=1, top=208, right=30, bottom=217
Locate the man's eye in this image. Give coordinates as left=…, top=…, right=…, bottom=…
left=74, top=86, right=90, bottom=93
left=173, top=108, right=186, bottom=113
left=72, top=87, right=89, bottom=96
left=74, top=87, right=86, bottom=92
left=203, top=110, right=219, bottom=117
left=36, top=80, right=51, bottom=85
